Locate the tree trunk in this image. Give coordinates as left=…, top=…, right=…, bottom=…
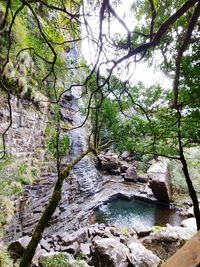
left=19, top=148, right=95, bottom=267
left=180, top=152, right=200, bottom=230
left=176, top=109, right=200, bottom=230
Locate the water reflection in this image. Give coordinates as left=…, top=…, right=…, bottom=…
left=95, top=198, right=184, bottom=227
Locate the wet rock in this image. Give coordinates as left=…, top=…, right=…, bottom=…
left=124, top=166, right=137, bottom=182
left=91, top=237, right=129, bottom=267
left=128, top=241, right=161, bottom=267
left=148, top=157, right=171, bottom=203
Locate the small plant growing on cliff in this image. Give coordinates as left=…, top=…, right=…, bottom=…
left=47, top=133, right=70, bottom=160
left=42, top=253, right=70, bottom=267
left=151, top=225, right=163, bottom=233
left=122, top=227, right=129, bottom=236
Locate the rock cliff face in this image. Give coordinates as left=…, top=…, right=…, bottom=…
left=0, top=95, right=49, bottom=173
left=1, top=89, right=102, bottom=240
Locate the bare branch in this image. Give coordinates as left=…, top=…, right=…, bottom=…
left=0, top=0, right=12, bottom=32
left=0, top=79, right=12, bottom=159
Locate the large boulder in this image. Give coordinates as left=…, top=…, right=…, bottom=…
left=121, top=151, right=131, bottom=159
left=91, top=237, right=129, bottom=267
left=61, top=227, right=88, bottom=246
left=98, top=152, right=120, bottom=174
left=127, top=241, right=161, bottom=267
left=147, top=157, right=171, bottom=202
left=124, top=166, right=138, bottom=182
left=132, top=224, right=152, bottom=238
left=60, top=242, right=79, bottom=254
left=142, top=224, right=196, bottom=261
left=119, top=161, right=131, bottom=173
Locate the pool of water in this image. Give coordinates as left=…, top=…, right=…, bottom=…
left=94, top=198, right=184, bottom=227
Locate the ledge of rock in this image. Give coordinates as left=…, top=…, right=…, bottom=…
left=147, top=157, right=171, bottom=203
left=127, top=241, right=161, bottom=267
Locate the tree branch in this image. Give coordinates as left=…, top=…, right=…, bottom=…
left=173, top=1, right=200, bottom=108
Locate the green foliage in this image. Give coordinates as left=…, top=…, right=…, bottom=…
left=46, top=104, right=70, bottom=160
left=170, top=160, right=188, bottom=194
left=90, top=95, right=120, bottom=149
left=0, top=156, right=40, bottom=230
left=0, top=248, right=13, bottom=267
left=47, top=133, right=70, bottom=160
left=122, top=227, right=129, bottom=236
left=76, top=252, right=87, bottom=261
left=0, top=0, right=82, bottom=101
left=151, top=225, right=163, bottom=233
left=42, top=253, right=70, bottom=267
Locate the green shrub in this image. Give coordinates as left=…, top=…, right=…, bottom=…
left=122, top=227, right=129, bottom=236
left=42, top=253, right=70, bottom=267
left=0, top=247, right=13, bottom=267
left=76, top=252, right=87, bottom=261
left=151, top=225, right=163, bottom=233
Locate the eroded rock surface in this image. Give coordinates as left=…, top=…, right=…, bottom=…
left=142, top=224, right=196, bottom=261
left=128, top=241, right=161, bottom=267
left=148, top=157, right=171, bottom=203
left=91, top=237, right=129, bottom=267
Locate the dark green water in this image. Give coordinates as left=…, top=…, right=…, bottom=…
left=95, top=198, right=184, bottom=227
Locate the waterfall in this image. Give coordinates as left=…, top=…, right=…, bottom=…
left=61, top=84, right=102, bottom=195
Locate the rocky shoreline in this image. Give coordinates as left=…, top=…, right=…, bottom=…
left=4, top=149, right=198, bottom=266
left=8, top=217, right=197, bottom=267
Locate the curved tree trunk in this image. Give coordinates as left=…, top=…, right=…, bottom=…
left=19, top=148, right=96, bottom=267
left=180, top=152, right=200, bottom=230
left=177, top=109, right=200, bottom=230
